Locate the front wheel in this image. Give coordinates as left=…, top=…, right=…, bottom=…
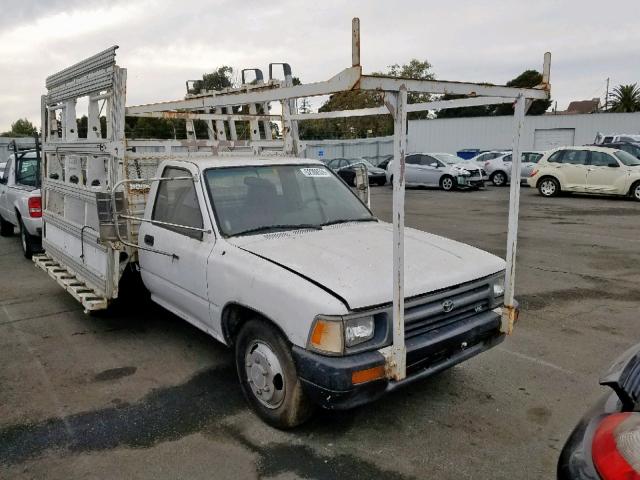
left=631, top=181, right=640, bottom=202
left=235, top=319, right=315, bottom=429
left=440, top=175, right=455, bottom=191
left=538, top=177, right=560, bottom=198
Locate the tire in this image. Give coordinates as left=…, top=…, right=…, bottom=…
left=631, top=181, right=640, bottom=202
left=538, top=177, right=560, bottom=198
left=235, top=319, right=315, bottom=429
left=440, top=175, right=455, bottom=191
left=19, top=219, right=35, bottom=259
left=377, top=179, right=386, bottom=186
left=491, top=171, right=508, bottom=187
left=0, top=216, right=13, bottom=236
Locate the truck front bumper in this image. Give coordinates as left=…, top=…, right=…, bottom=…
left=292, top=310, right=504, bottom=410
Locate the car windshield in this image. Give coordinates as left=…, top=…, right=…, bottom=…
left=614, top=150, right=640, bottom=166
left=433, top=154, right=460, bottom=164
left=204, top=164, right=375, bottom=236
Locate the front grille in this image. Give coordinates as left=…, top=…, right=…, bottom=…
left=404, top=281, right=492, bottom=339
left=468, top=169, right=481, bottom=178
left=481, top=169, right=487, bottom=176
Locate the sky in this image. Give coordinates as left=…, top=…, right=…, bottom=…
left=1, top=0, right=639, bottom=132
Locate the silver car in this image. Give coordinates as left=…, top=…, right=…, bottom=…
left=386, top=152, right=487, bottom=191
left=484, top=151, right=543, bottom=186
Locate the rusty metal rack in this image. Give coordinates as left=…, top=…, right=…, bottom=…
left=40, top=18, right=550, bottom=377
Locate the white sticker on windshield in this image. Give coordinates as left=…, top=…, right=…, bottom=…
left=300, top=167, right=331, bottom=178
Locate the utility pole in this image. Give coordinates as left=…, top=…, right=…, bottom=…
left=605, top=77, right=610, bottom=111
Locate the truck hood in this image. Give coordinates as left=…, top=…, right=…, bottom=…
left=228, top=222, right=505, bottom=310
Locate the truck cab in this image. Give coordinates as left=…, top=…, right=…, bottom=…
left=138, top=157, right=508, bottom=427
left=0, top=150, right=42, bottom=258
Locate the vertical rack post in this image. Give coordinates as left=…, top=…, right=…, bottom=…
left=502, top=94, right=526, bottom=334
left=389, top=85, right=408, bottom=381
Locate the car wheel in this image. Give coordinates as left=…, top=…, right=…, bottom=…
left=491, top=171, right=507, bottom=187
left=0, top=216, right=13, bottom=237
left=389, top=175, right=393, bottom=186
left=538, top=177, right=560, bottom=198
left=377, top=179, right=386, bottom=186
left=235, top=319, right=315, bottom=429
left=19, top=219, right=35, bottom=259
left=440, top=175, right=455, bottom=191
left=631, top=181, right=640, bottom=202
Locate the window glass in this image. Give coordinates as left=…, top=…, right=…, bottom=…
left=15, top=156, right=39, bottom=187
left=405, top=155, right=421, bottom=165
left=589, top=151, right=616, bottom=167
left=152, top=167, right=203, bottom=239
left=421, top=155, right=437, bottom=166
left=503, top=154, right=512, bottom=162
left=204, top=165, right=373, bottom=237
left=547, top=151, right=564, bottom=163
left=526, top=153, right=543, bottom=164
left=620, top=144, right=640, bottom=159
left=561, top=150, right=588, bottom=165
left=327, top=159, right=339, bottom=168
left=614, top=150, right=640, bottom=166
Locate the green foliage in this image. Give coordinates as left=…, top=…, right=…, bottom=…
left=298, top=59, right=434, bottom=140
left=609, top=83, right=640, bottom=113
left=435, top=93, right=495, bottom=118
left=4, top=118, right=38, bottom=137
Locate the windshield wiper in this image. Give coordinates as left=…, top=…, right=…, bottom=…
left=233, top=224, right=322, bottom=237
left=321, top=217, right=377, bottom=227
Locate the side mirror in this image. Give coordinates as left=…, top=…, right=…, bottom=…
left=430, top=162, right=439, bottom=168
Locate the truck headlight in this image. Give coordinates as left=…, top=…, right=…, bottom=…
left=344, top=316, right=375, bottom=347
left=492, top=275, right=505, bottom=298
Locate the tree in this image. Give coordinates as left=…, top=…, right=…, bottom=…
left=609, top=83, right=640, bottom=113
left=298, top=59, right=435, bottom=140
left=190, top=66, right=234, bottom=94
left=436, top=93, right=495, bottom=118
left=6, top=118, right=38, bottom=137
left=493, top=70, right=551, bottom=116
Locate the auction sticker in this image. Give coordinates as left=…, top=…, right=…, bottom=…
left=300, top=167, right=331, bottom=177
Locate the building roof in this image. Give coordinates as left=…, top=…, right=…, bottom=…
left=565, top=98, right=601, bottom=114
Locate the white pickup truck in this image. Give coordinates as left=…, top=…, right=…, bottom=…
left=36, top=27, right=549, bottom=427
left=132, top=157, right=507, bottom=427
left=0, top=150, right=43, bottom=258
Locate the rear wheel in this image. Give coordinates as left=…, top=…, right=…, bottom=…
left=538, top=177, right=560, bottom=198
left=440, top=175, right=455, bottom=191
left=631, top=181, right=640, bottom=202
left=19, top=219, right=35, bottom=259
left=491, top=171, right=508, bottom=187
left=0, top=216, right=13, bottom=236
left=235, top=319, right=315, bottom=429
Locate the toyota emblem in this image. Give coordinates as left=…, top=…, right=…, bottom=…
left=442, top=299, right=455, bottom=313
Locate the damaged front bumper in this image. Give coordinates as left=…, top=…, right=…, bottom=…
left=292, top=310, right=505, bottom=410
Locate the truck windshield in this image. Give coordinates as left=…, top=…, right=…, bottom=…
left=204, top=164, right=375, bottom=236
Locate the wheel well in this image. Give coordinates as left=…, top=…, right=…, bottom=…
left=629, top=180, right=640, bottom=195
left=491, top=170, right=506, bottom=178
left=536, top=175, right=559, bottom=189
left=221, top=303, right=288, bottom=346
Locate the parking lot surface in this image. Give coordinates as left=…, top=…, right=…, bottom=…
left=1, top=186, right=638, bottom=479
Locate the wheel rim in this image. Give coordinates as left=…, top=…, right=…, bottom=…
left=540, top=180, right=556, bottom=196
left=20, top=223, right=27, bottom=252
left=494, top=173, right=505, bottom=186
left=244, top=341, right=286, bottom=409
left=442, top=178, right=453, bottom=190
left=634, top=184, right=640, bottom=200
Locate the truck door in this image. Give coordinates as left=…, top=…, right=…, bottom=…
left=138, top=163, right=215, bottom=331
left=0, top=159, right=13, bottom=221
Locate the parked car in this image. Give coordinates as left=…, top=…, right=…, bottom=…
left=386, top=153, right=487, bottom=191
left=527, top=146, right=640, bottom=201
left=327, top=158, right=387, bottom=186
left=557, top=343, right=640, bottom=479
left=594, top=142, right=640, bottom=160
left=594, top=133, right=640, bottom=145
left=376, top=155, right=394, bottom=171
left=484, top=151, right=543, bottom=186
left=0, top=150, right=43, bottom=257
left=468, top=150, right=510, bottom=167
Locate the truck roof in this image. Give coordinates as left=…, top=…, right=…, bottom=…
left=179, top=156, right=324, bottom=169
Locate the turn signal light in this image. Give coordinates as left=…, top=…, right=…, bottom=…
left=351, top=365, right=385, bottom=385
left=530, top=169, right=538, bottom=177
left=309, top=318, right=343, bottom=354
left=28, top=197, right=42, bottom=218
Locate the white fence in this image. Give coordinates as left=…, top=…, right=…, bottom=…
left=303, top=137, right=393, bottom=165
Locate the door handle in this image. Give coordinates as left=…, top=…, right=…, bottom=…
left=144, top=234, right=154, bottom=246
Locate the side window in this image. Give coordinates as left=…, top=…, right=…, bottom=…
left=503, top=154, right=512, bottom=162
left=15, top=157, right=39, bottom=187
left=603, top=136, right=613, bottom=143
left=2, top=160, right=11, bottom=180
left=327, top=159, right=338, bottom=168
left=589, top=152, right=617, bottom=167
left=527, top=153, right=543, bottom=164
left=405, top=155, right=421, bottom=165
left=562, top=150, right=589, bottom=165
left=152, top=167, right=204, bottom=240
left=421, top=155, right=437, bottom=166
left=547, top=151, right=564, bottom=163
left=620, top=144, right=640, bottom=159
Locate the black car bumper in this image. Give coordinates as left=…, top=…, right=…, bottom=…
left=292, top=310, right=504, bottom=410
